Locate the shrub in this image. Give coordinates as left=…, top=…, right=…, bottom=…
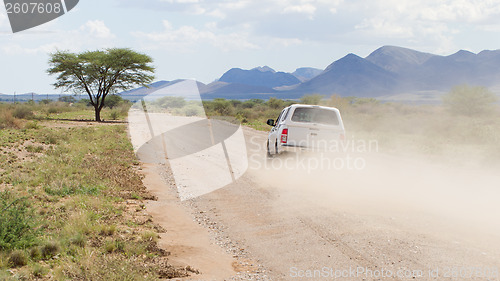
left=12, top=106, right=34, bottom=119
left=109, top=109, right=120, bottom=120
left=104, top=240, right=124, bottom=253
left=157, top=96, right=186, bottom=109
left=141, top=231, right=159, bottom=243
left=29, top=247, right=41, bottom=260
left=77, top=99, right=92, bottom=107
left=41, top=241, right=59, bottom=259
left=182, top=104, right=204, bottom=116
left=211, top=98, right=234, bottom=116
left=32, top=264, right=48, bottom=278
left=58, top=96, right=77, bottom=103
left=24, top=121, right=40, bottom=130
left=0, top=192, right=38, bottom=250
left=443, top=84, right=497, bottom=116
left=0, top=109, right=21, bottom=129
left=70, top=233, right=86, bottom=248
left=104, top=95, right=126, bottom=109
left=99, top=225, right=116, bottom=236
left=230, top=100, right=242, bottom=107
left=241, top=100, right=256, bottom=108
left=327, top=94, right=351, bottom=112
left=8, top=250, right=27, bottom=268
left=47, top=106, right=60, bottom=114
left=267, top=97, right=284, bottom=109
left=300, top=94, right=323, bottom=105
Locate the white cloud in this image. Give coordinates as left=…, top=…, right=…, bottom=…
left=80, top=20, right=115, bottom=39
left=346, top=0, right=500, bottom=54
left=283, top=4, right=317, bottom=15
left=132, top=20, right=259, bottom=52
left=162, top=0, right=200, bottom=3
left=0, top=9, right=8, bottom=30
left=1, top=20, right=117, bottom=55
left=120, top=0, right=500, bottom=54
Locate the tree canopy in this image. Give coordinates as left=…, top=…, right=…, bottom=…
left=47, top=48, right=155, bottom=121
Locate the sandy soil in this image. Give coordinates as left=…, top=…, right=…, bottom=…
left=138, top=125, right=500, bottom=281
left=139, top=161, right=238, bottom=280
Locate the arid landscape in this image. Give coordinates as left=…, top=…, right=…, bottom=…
left=1, top=95, right=499, bottom=280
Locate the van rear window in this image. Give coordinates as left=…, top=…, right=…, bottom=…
left=291, top=107, right=339, bottom=125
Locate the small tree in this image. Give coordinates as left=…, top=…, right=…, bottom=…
left=48, top=48, right=154, bottom=122
left=443, top=84, right=497, bottom=116
left=300, top=94, right=323, bottom=105
left=327, top=94, right=350, bottom=112
left=104, top=94, right=126, bottom=109
left=212, top=98, right=234, bottom=116
left=58, top=96, right=76, bottom=103
left=267, top=97, right=284, bottom=109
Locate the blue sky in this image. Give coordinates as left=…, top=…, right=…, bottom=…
left=1, top=0, right=500, bottom=95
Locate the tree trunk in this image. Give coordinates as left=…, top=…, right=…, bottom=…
left=94, top=106, right=102, bottom=122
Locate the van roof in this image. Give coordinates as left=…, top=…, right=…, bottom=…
left=288, top=104, right=340, bottom=111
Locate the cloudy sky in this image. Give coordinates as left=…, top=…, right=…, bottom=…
left=1, top=0, right=500, bottom=95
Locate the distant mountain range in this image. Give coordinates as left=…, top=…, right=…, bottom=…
left=4, top=46, right=500, bottom=103
left=118, top=46, right=500, bottom=102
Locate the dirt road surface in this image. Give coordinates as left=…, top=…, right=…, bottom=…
left=138, top=126, right=500, bottom=281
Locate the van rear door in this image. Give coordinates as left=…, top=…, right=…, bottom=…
left=286, top=107, right=344, bottom=149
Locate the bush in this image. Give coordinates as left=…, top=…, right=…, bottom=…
left=47, top=106, right=61, bottom=114
left=29, top=247, right=41, bottom=260
left=8, top=250, right=27, bottom=268
left=104, top=240, right=124, bottom=253
left=70, top=233, right=86, bottom=248
left=32, top=264, right=48, bottom=278
left=443, top=84, right=497, bottom=116
left=327, top=94, right=351, bottom=112
left=267, top=97, right=284, bottom=109
left=241, top=100, right=256, bottom=108
left=41, top=241, right=59, bottom=259
left=182, top=104, right=204, bottom=117
left=24, top=121, right=40, bottom=130
left=58, top=96, right=77, bottom=103
left=0, top=109, right=21, bottom=129
left=211, top=98, right=234, bottom=116
left=77, top=99, right=92, bottom=107
left=109, top=109, right=120, bottom=120
left=157, top=96, right=186, bottom=109
left=300, top=94, right=323, bottom=105
left=0, top=192, right=38, bottom=250
left=104, top=95, right=126, bottom=109
left=12, top=105, right=34, bottom=119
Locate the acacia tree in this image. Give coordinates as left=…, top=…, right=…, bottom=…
left=48, top=48, right=155, bottom=122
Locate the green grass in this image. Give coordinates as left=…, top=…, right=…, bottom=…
left=0, top=102, right=186, bottom=280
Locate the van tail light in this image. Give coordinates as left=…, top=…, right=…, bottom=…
left=281, top=128, right=288, bottom=143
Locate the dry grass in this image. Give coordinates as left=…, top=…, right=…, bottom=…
left=0, top=103, right=187, bottom=280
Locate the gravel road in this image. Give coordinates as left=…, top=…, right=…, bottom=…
left=139, top=125, right=500, bottom=281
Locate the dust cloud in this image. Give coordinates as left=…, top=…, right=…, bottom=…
left=245, top=124, right=500, bottom=254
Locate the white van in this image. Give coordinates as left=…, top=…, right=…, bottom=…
left=266, top=104, right=345, bottom=157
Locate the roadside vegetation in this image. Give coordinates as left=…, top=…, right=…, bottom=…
left=0, top=101, right=188, bottom=280
left=201, top=86, right=500, bottom=165
left=0, top=95, right=130, bottom=129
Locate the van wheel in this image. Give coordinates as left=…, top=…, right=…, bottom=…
left=275, top=141, right=279, bottom=155
left=266, top=141, right=273, bottom=159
